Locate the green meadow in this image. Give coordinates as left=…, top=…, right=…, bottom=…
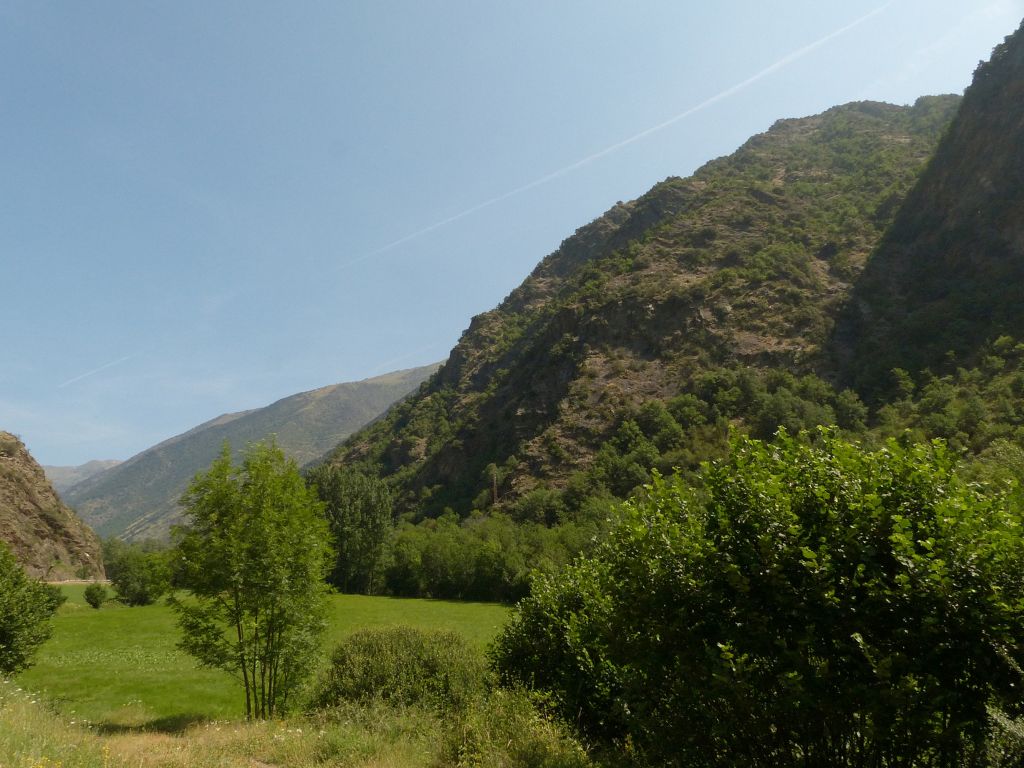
left=17, top=585, right=509, bottom=729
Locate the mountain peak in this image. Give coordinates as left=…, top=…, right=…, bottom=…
left=327, top=95, right=962, bottom=519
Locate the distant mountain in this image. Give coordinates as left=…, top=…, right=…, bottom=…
left=0, top=431, right=103, bottom=579
left=326, top=95, right=961, bottom=518
left=43, top=460, right=121, bottom=496
left=66, top=365, right=439, bottom=540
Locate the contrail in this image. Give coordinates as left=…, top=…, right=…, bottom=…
left=57, top=355, right=132, bottom=389
left=341, top=1, right=895, bottom=268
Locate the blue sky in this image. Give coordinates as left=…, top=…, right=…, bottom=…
left=2, top=0, right=1021, bottom=466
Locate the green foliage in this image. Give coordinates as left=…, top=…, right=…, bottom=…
left=313, top=626, right=489, bottom=713
left=987, top=708, right=1024, bottom=768
left=385, top=513, right=606, bottom=603
left=18, top=585, right=507, bottom=727
left=307, top=465, right=393, bottom=594
left=171, top=440, right=332, bottom=719
left=83, top=582, right=107, bottom=609
left=871, top=339, right=1024, bottom=454
left=0, top=541, right=64, bottom=675
left=510, top=487, right=567, bottom=525
left=440, top=688, right=594, bottom=768
left=321, top=338, right=1024, bottom=606
left=493, top=430, right=1024, bottom=767
left=102, top=538, right=171, bottom=606
left=550, top=367, right=866, bottom=521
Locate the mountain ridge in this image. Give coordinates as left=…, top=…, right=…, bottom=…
left=66, top=364, right=440, bottom=540
left=43, top=459, right=121, bottom=496
left=328, top=95, right=962, bottom=518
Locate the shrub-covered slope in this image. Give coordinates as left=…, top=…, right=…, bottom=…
left=0, top=431, right=103, bottom=579
left=835, top=21, right=1024, bottom=396
left=328, top=96, right=960, bottom=518
left=67, top=364, right=438, bottom=540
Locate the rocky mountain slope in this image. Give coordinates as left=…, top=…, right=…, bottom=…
left=43, top=460, right=121, bottom=496
left=327, top=94, right=962, bottom=518
left=834, top=22, right=1024, bottom=396
left=0, top=431, right=104, bottom=579
left=67, top=364, right=439, bottom=540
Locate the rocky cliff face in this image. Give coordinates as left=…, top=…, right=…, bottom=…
left=834, top=20, right=1024, bottom=396
left=329, top=96, right=961, bottom=517
left=0, top=432, right=104, bottom=579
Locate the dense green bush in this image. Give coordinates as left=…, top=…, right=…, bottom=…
left=103, top=539, right=170, bottom=606
left=313, top=626, right=489, bottom=713
left=83, top=583, right=107, bottom=609
left=0, top=542, right=65, bottom=675
left=493, top=430, right=1024, bottom=767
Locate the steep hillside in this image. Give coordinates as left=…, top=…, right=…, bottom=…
left=328, top=96, right=960, bottom=518
left=835, top=21, right=1024, bottom=396
left=0, top=432, right=103, bottom=579
left=43, top=460, right=121, bottom=496
left=67, top=365, right=439, bottom=540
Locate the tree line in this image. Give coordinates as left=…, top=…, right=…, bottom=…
left=89, top=335, right=1024, bottom=611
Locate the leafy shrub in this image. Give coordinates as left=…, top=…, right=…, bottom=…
left=493, top=430, right=1024, bottom=767
left=313, top=626, right=488, bottom=713
left=103, top=539, right=170, bottom=606
left=441, top=688, right=593, bottom=768
left=987, top=708, right=1024, bottom=768
left=0, top=541, right=65, bottom=674
left=83, top=583, right=107, bottom=609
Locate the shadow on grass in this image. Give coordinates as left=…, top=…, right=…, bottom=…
left=95, top=713, right=210, bottom=735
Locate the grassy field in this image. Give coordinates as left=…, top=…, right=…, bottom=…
left=0, top=678, right=592, bottom=768
left=17, top=585, right=509, bottom=730
left=2, top=587, right=596, bottom=767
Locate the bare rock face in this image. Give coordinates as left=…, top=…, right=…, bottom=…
left=0, top=431, right=104, bottom=579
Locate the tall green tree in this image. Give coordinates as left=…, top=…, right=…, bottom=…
left=306, top=465, right=391, bottom=594
left=171, top=441, right=331, bottom=719
left=0, top=541, right=65, bottom=675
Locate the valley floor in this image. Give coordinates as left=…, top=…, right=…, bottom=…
left=2, top=587, right=593, bottom=768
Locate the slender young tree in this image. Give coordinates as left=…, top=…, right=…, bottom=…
left=171, top=440, right=331, bottom=719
